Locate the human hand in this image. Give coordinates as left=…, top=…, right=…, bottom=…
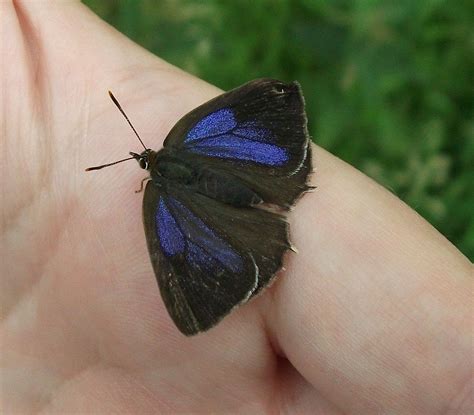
left=2, top=1, right=472, bottom=413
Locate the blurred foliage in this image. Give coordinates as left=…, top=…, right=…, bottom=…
left=84, top=0, right=473, bottom=259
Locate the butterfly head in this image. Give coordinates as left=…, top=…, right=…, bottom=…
left=130, top=149, right=156, bottom=170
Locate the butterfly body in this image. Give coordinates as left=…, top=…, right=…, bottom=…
left=137, top=148, right=265, bottom=207
left=89, top=79, right=312, bottom=335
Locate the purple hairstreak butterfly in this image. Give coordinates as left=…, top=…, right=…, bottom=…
left=86, top=79, right=312, bottom=335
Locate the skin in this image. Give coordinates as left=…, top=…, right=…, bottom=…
left=1, top=1, right=472, bottom=413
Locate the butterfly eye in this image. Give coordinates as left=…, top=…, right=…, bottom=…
left=139, top=158, right=148, bottom=169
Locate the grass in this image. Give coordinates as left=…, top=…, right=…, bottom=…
left=84, top=0, right=473, bottom=260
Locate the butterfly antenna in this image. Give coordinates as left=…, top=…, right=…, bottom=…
left=108, top=91, right=147, bottom=151
left=85, top=155, right=135, bottom=172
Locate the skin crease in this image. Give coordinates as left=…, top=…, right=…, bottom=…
left=1, top=1, right=472, bottom=414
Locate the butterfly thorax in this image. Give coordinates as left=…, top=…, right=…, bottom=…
left=148, top=148, right=263, bottom=207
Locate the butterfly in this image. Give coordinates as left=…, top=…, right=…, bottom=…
left=86, top=79, right=312, bottom=335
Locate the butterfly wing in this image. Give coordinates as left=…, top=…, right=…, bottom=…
left=143, top=180, right=290, bottom=335
left=163, top=78, right=312, bottom=208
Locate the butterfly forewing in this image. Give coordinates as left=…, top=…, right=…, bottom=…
left=162, top=79, right=311, bottom=207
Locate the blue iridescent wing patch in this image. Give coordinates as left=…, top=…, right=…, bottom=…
left=183, top=108, right=289, bottom=166
left=156, top=196, right=244, bottom=274
left=186, top=108, right=236, bottom=142
left=156, top=199, right=185, bottom=257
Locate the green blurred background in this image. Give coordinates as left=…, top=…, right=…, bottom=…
left=84, top=0, right=473, bottom=259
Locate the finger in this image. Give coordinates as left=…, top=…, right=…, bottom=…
left=266, top=145, right=472, bottom=413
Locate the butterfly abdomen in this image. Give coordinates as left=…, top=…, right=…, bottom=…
left=193, top=168, right=263, bottom=207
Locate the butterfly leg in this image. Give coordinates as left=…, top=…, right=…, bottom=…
left=135, top=177, right=150, bottom=193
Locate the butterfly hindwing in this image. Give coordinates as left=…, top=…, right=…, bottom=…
left=143, top=181, right=258, bottom=335
left=163, top=79, right=312, bottom=208
left=142, top=180, right=291, bottom=335
left=173, top=185, right=292, bottom=296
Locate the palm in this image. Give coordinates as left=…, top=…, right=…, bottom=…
left=2, top=2, right=471, bottom=414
